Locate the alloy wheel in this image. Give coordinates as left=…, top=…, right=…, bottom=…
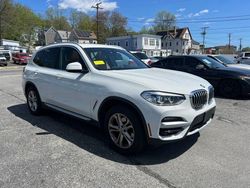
left=108, top=113, right=135, bottom=149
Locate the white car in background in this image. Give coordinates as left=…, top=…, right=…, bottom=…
left=0, top=53, right=7, bottom=66
left=236, top=52, right=250, bottom=65
left=208, top=55, right=250, bottom=70
left=23, top=43, right=216, bottom=154
left=130, top=51, right=152, bottom=65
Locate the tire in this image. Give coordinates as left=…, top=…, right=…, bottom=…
left=219, top=79, right=241, bottom=98
left=26, top=86, right=43, bottom=115
left=104, top=105, right=146, bottom=154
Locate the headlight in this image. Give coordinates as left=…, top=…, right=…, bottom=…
left=141, top=91, right=185, bottom=106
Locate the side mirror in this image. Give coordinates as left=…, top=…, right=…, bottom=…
left=66, top=62, right=83, bottom=73
left=196, top=64, right=206, bottom=70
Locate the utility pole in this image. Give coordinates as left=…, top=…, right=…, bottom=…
left=239, top=38, right=242, bottom=51
left=228, top=33, right=231, bottom=50
left=201, top=27, right=209, bottom=54
left=92, top=2, right=103, bottom=44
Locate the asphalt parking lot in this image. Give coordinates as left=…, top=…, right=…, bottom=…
left=0, top=67, right=250, bottom=188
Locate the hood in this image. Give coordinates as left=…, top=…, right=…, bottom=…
left=217, top=66, right=250, bottom=76
left=228, top=64, right=250, bottom=71
left=100, top=68, right=211, bottom=95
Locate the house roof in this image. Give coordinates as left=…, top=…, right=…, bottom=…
left=72, top=29, right=97, bottom=40
left=57, top=30, right=71, bottom=40
left=192, top=40, right=200, bottom=45
left=156, top=27, right=192, bottom=40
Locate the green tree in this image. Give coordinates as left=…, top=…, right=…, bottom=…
left=153, top=11, right=176, bottom=32
left=242, top=47, right=250, bottom=52
left=45, top=7, right=70, bottom=30
left=109, top=11, right=127, bottom=37
left=69, top=10, right=93, bottom=31
left=0, top=0, right=13, bottom=40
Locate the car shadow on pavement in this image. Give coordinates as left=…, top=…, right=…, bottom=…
left=8, top=104, right=199, bottom=165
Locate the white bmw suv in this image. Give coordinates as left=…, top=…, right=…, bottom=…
left=23, top=43, right=216, bottom=154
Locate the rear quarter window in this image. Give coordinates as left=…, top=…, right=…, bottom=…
left=33, top=48, right=60, bottom=69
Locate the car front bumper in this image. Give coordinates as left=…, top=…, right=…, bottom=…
left=139, top=98, right=216, bottom=142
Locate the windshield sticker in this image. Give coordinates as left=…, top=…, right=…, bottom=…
left=94, top=60, right=105, bottom=65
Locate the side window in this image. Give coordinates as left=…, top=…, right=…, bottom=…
left=33, top=51, right=44, bottom=66
left=34, top=48, right=60, bottom=69
left=61, top=47, right=87, bottom=70
left=185, top=57, right=203, bottom=69
left=165, top=58, right=184, bottom=69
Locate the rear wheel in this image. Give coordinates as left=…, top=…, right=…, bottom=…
left=219, top=79, right=241, bottom=98
left=104, top=105, right=146, bottom=154
left=26, top=86, right=42, bottom=115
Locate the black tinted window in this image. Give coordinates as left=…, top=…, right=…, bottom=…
left=33, top=48, right=60, bottom=69
left=61, top=47, right=86, bottom=70
left=185, top=57, right=202, bottom=68
left=165, top=57, right=184, bottom=68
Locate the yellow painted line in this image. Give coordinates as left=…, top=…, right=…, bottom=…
left=0, top=74, right=21, bottom=78
left=0, top=66, right=25, bottom=70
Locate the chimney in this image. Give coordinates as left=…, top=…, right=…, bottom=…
left=174, top=26, right=176, bottom=36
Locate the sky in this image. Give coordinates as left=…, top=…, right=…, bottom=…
left=15, top=0, right=250, bottom=48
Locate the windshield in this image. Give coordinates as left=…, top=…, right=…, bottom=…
left=215, top=56, right=234, bottom=64
left=132, top=52, right=148, bottom=60
left=84, top=48, right=148, bottom=70
left=197, top=56, right=226, bottom=69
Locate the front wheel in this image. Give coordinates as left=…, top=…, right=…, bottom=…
left=104, top=105, right=146, bottom=154
left=219, top=79, right=241, bottom=98
left=26, top=86, right=42, bottom=115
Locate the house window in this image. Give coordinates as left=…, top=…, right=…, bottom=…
left=149, top=39, right=155, bottom=46
left=134, top=41, right=137, bottom=47
left=169, top=42, right=172, bottom=46
left=109, top=42, right=112, bottom=45
left=156, top=40, right=159, bottom=47
left=176, top=42, right=178, bottom=46
left=183, top=41, right=185, bottom=45
left=114, top=42, right=117, bottom=45
left=176, top=49, right=179, bottom=53
left=144, top=38, right=148, bottom=45
left=162, top=42, right=164, bottom=47
left=117, top=41, right=120, bottom=46
left=125, top=41, right=129, bottom=47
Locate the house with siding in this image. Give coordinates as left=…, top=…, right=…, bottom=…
left=157, top=27, right=200, bottom=55
left=69, top=29, right=97, bottom=44
left=107, top=34, right=167, bottom=57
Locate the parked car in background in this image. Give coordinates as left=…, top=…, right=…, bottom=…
left=208, top=55, right=250, bottom=70
left=153, top=56, right=164, bottom=61
left=13, top=52, right=30, bottom=65
left=149, top=57, right=159, bottom=64
left=151, top=55, right=250, bottom=98
left=236, top=52, right=250, bottom=65
left=0, top=50, right=12, bottom=61
left=0, top=53, right=7, bottom=66
left=130, top=51, right=152, bottom=65
left=23, top=43, right=216, bottom=154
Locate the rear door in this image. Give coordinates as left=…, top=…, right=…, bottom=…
left=32, top=47, right=61, bottom=105
left=164, top=57, right=185, bottom=72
